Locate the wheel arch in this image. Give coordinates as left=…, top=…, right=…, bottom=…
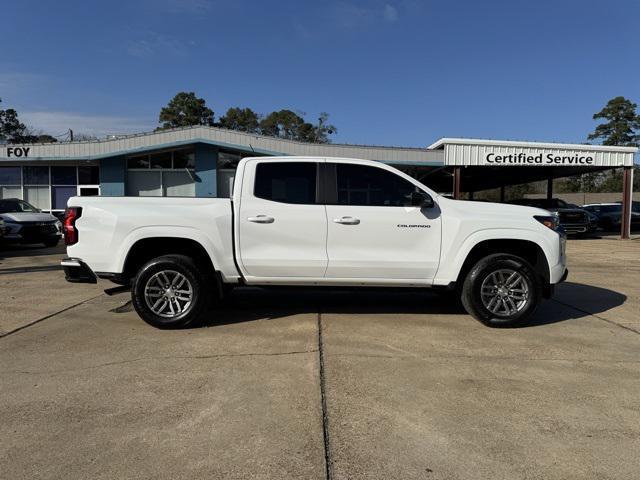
left=119, top=236, right=223, bottom=299
left=455, top=238, right=550, bottom=293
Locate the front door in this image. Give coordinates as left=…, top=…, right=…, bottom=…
left=238, top=160, right=328, bottom=278
left=324, top=162, right=441, bottom=280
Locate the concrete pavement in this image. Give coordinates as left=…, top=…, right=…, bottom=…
left=1, top=238, right=639, bottom=479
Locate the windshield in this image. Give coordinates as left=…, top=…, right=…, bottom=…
left=0, top=199, right=40, bottom=213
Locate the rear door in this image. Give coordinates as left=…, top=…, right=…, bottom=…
left=238, top=159, right=328, bottom=278
left=324, top=162, right=441, bottom=281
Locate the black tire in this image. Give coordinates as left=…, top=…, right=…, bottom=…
left=460, top=254, right=542, bottom=328
left=43, top=238, right=60, bottom=248
left=131, top=254, right=210, bottom=329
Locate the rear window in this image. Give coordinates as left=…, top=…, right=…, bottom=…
left=254, top=162, right=317, bottom=204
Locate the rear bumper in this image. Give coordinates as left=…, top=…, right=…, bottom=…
left=61, top=257, right=97, bottom=284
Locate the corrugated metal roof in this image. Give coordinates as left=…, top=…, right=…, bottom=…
left=429, top=137, right=638, bottom=153
left=428, top=138, right=637, bottom=167
left=0, top=125, right=443, bottom=165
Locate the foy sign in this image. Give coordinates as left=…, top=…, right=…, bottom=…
left=3, top=147, right=31, bottom=158
left=485, top=152, right=594, bottom=165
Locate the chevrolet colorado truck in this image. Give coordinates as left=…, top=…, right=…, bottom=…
left=61, top=157, right=567, bottom=328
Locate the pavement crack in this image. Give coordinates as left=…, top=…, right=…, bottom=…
left=551, top=298, right=640, bottom=335
left=327, top=352, right=640, bottom=364
left=3, top=349, right=318, bottom=375
left=0, top=293, right=105, bottom=339
left=317, top=310, right=333, bottom=480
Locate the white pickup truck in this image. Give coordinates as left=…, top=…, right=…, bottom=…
left=61, top=156, right=567, bottom=328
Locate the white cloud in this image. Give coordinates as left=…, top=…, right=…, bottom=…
left=160, top=0, right=213, bottom=15
left=20, top=111, right=155, bottom=138
left=333, top=2, right=376, bottom=29
left=383, top=4, right=398, bottom=22
left=127, top=32, right=190, bottom=58
left=0, top=72, right=47, bottom=98
left=327, top=2, right=400, bottom=30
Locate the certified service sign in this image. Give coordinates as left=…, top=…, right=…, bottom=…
left=484, top=152, right=594, bottom=165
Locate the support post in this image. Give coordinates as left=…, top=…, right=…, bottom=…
left=621, top=166, right=633, bottom=239
left=499, top=186, right=505, bottom=203
left=453, top=167, right=461, bottom=199
left=546, top=178, right=553, bottom=200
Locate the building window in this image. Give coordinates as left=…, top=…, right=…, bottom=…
left=51, top=166, right=78, bottom=210
left=78, top=166, right=99, bottom=185
left=0, top=164, right=99, bottom=211
left=23, top=166, right=51, bottom=210
left=126, top=148, right=196, bottom=197
left=0, top=166, right=22, bottom=200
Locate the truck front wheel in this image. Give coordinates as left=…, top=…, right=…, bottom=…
left=131, top=254, right=209, bottom=329
left=460, top=254, right=542, bottom=327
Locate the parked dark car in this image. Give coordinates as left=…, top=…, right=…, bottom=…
left=508, top=198, right=593, bottom=236
left=582, top=203, right=640, bottom=231
left=0, top=198, right=63, bottom=247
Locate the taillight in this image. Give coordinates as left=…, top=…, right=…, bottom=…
left=63, top=207, right=82, bottom=245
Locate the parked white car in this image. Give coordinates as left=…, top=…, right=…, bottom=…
left=0, top=198, right=62, bottom=247
left=62, top=157, right=567, bottom=328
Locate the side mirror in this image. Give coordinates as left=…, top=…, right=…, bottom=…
left=408, top=191, right=434, bottom=209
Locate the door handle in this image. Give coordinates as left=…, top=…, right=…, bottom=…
left=247, top=215, right=275, bottom=224
left=333, top=216, right=360, bottom=225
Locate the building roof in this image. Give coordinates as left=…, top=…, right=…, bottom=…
left=0, top=125, right=443, bottom=165
left=428, top=137, right=638, bottom=153
left=429, top=138, right=637, bottom=167
left=2, top=127, right=636, bottom=167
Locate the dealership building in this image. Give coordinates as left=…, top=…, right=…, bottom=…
left=0, top=126, right=637, bottom=237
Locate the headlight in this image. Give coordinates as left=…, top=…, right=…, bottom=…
left=534, top=214, right=559, bottom=230
left=3, top=221, right=21, bottom=233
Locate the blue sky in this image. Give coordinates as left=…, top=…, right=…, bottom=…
left=2, top=0, right=638, bottom=147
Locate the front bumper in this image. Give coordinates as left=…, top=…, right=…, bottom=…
left=561, top=223, right=590, bottom=234
left=2, top=231, right=62, bottom=244
left=61, top=257, right=97, bottom=284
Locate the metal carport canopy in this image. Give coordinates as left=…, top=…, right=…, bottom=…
left=429, top=138, right=638, bottom=239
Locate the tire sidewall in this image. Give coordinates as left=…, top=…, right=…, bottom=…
left=132, top=255, right=205, bottom=329
left=462, top=254, right=541, bottom=327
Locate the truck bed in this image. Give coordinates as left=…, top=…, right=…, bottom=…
left=66, top=196, right=239, bottom=279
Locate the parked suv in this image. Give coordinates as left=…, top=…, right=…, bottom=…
left=508, top=198, right=592, bottom=236
left=582, top=203, right=640, bottom=231
left=0, top=199, right=62, bottom=247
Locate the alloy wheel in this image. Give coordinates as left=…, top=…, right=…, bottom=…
left=144, top=270, right=194, bottom=318
left=480, top=268, right=529, bottom=317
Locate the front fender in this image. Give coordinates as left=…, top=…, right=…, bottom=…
left=432, top=228, right=560, bottom=285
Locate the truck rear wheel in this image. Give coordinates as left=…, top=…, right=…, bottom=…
left=460, top=254, right=541, bottom=327
left=131, top=254, right=209, bottom=329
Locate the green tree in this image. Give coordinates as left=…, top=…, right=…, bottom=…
left=587, top=96, right=640, bottom=146
left=158, top=92, right=214, bottom=129
left=313, top=112, right=337, bottom=144
left=0, top=98, right=28, bottom=143
left=259, top=109, right=306, bottom=140
left=218, top=107, right=259, bottom=133
left=259, top=109, right=337, bottom=143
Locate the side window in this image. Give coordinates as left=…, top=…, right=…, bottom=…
left=254, top=162, right=318, bottom=205
left=335, top=163, right=417, bottom=207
